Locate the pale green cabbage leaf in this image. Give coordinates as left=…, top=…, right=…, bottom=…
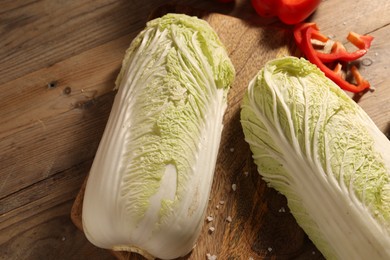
left=241, top=56, right=390, bottom=260
left=82, top=13, right=234, bottom=260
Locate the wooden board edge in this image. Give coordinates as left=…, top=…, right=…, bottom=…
left=70, top=176, right=87, bottom=232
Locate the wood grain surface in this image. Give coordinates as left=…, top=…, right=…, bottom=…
left=1, top=1, right=389, bottom=260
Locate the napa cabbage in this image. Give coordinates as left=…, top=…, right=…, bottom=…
left=82, top=13, right=234, bottom=260
left=241, top=56, right=390, bottom=260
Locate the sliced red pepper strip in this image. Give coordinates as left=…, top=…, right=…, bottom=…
left=294, top=23, right=316, bottom=46
left=316, top=41, right=367, bottom=62
left=301, top=27, right=370, bottom=93
left=294, top=23, right=328, bottom=47
left=347, top=32, right=374, bottom=50
left=350, top=65, right=370, bottom=88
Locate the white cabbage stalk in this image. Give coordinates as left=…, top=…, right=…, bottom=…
left=82, top=13, right=235, bottom=260
left=241, top=57, right=390, bottom=260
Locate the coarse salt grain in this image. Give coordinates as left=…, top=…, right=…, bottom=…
left=206, top=216, right=214, bottom=222
left=226, top=216, right=232, bottom=223
left=231, top=183, right=237, bottom=191
left=209, top=227, right=215, bottom=233
left=219, top=200, right=225, bottom=205
left=206, top=253, right=217, bottom=260
left=268, top=247, right=273, bottom=252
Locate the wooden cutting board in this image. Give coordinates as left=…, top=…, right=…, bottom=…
left=70, top=5, right=325, bottom=260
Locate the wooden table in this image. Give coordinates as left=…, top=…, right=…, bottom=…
left=1, top=1, right=389, bottom=259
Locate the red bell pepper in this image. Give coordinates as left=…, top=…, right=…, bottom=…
left=299, top=26, right=370, bottom=93
left=251, top=0, right=321, bottom=25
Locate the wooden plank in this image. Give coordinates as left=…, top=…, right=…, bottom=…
left=0, top=0, right=147, bottom=85
left=0, top=35, right=128, bottom=140
left=0, top=92, right=114, bottom=199
left=310, top=0, right=390, bottom=35
left=0, top=200, right=114, bottom=259
left=0, top=159, right=91, bottom=235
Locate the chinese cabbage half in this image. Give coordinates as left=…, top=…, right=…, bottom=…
left=241, top=57, right=390, bottom=259
left=82, top=13, right=234, bottom=259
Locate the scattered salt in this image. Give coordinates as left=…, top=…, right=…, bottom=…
left=209, top=227, right=215, bottom=233
left=268, top=247, right=273, bottom=252
left=229, top=147, right=235, bottom=152
left=206, top=216, right=214, bottom=222
left=226, top=216, right=232, bottom=223
left=278, top=207, right=286, bottom=213
left=219, top=200, right=225, bottom=205
left=206, top=253, right=217, bottom=260
left=231, top=183, right=237, bottom=191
